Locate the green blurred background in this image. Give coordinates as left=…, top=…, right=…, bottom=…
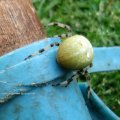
left=32, top=0, right=120, bottom=116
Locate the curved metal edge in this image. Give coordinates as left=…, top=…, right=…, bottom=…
left=79, top=82, right=120, bottom=120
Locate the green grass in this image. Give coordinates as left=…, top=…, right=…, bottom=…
left=32, top=0, right=120, bottom=116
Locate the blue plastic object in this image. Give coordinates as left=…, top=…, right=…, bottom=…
left=0, top=38, right=119, bottom=120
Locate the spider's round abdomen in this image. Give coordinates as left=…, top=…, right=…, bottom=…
left=57, top=35, right=94, bottom=70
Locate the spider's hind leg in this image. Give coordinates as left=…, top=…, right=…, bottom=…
left=52, top=77, right=73, bottom=87
left=77, top=66, right=92, bottom=99
left=83, top=64, right=93, bottom=99
left=85, top=71, right=91, bottom=99
left=52, top=72, right=78, bottom=87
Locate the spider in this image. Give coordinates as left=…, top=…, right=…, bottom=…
left=47, top=22, right=93, bottom=98
left=24, top=22, right=93, bottom=98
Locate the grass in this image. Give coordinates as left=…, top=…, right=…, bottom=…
left=32, top=0, right=120, bottom=116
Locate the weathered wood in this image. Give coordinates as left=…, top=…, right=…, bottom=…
left=0, top=0, right=46, bottom=56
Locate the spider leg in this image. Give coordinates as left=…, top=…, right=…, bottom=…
left=77, top=68, right=92, bottom=99
left=84, top=70, right=91, bottom=99
left=24, top=42, right=60, bottom=60
left=65, top=78, right=73, bottom=87
left=46, top=22, right=73, bottom=39
left=52, top=72, right=78, bottom=87
left=86, top=63, right=93, bottom=98
left=89, top=63, right=93, bottom=67
left=47, top=22, right=72, bottom=32
left=52, top=78, right=73, bottom=87
left=52, top=83, right=61, bottom=87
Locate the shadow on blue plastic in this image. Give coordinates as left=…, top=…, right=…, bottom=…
left=79, top=83, right=120, bottom=120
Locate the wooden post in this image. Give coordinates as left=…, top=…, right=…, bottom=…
left=0, top=0, right=46, bottom=56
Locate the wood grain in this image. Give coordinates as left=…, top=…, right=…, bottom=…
left=0, top=0, right=46, bottom=56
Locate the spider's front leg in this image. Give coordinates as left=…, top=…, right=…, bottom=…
left=24, top=42, right=60, bottom=60
left=64, top=73, right=78, bottom=87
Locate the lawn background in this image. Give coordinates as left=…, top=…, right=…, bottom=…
left=32, top=0, right=120, bottom=116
